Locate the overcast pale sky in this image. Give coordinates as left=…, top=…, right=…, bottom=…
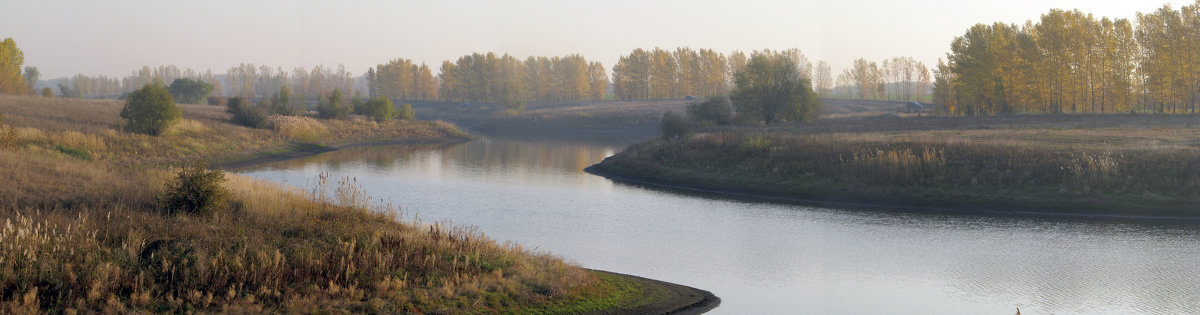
left=0, top=0, right=1185, bottom=79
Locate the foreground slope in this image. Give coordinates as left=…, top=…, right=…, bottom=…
left=0, top=95, right=715, bottom=313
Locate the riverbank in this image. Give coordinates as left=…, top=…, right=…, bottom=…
left=0, top=94, right=715, bottom=313
left=587, top=114, right=1200, bottom=219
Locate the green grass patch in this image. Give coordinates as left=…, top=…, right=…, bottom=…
left=54, top=144, right=91, bottom=160
left=513, top=272, right=643, bottom=314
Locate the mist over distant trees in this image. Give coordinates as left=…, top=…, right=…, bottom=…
left=226, top=63, right=354, bottom=101
left=610, top=47, right=824, bottom=102
left=813, top=61, right=833, bottom=96
left=365, top=58, right=437, bottom=101
left=168, top=78, right=215, bottom=104
left=57, top=75, right=122, bottom=98
left=22, top=66, right=38, bottom=93
left=832, top=57, right=931, bottom=102
left=123, top=65, right=222, bottom=97
left=429, top=52, right=608, bottom=105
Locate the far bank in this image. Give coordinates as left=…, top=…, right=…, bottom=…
left=587, top=113, right=1200, bottom=219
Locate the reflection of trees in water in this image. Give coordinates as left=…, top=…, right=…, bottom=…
left=259, top=143, right=455, bottom=171
left=439, top=138, right=614, bottom=174
left=252, top=139, right=615, bottom=176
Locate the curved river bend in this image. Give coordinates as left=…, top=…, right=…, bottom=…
left=239, top=137, right=1200, bottom=314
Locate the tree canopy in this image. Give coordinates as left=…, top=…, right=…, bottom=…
left=686, top=96, right=733, bottom=126
left=932, top=6, right=1200, bottom=115
left=0, top=38, right=27, bottom=95
left=363, top=97, right=397, bottom=122
left=168, top=78, right=215, bottom=105
left=22, top=66, right=39, bottom=93
left=226, top=97, right=268, bottom=129
left=731, top=50, right=820, bottom=124
left=612, top=47, right=743, bottom=100
left=659, top=111, right=690, bottom=140
left=317, top=88, right=350, bottom=118
left=120, top=83, right=180, bottom=135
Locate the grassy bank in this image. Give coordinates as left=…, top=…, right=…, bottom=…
left=0, top=95, right=470, bottom=168
left=588, top=114, right=1200, bottom=218
left=0, top=94, right=650, bottom=313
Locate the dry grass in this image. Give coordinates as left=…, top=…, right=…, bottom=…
left=594, top=114, right=1200, bottom=215
left=0, top=95, right=468, bottom=166
left=267, top=115, right=328, bottom=142
left=0, top=172, right=598, bottom=313
left=0, top=95, right=609, bottom=313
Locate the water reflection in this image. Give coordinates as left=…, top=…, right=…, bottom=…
left=239, top=137, right=1200, bottom=315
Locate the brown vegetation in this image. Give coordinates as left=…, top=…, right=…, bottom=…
left=0, top=94, right=621, bottom=313
left=590, top=112, right=1200, bottom=217
left=0, top=95, right=467, bottom=167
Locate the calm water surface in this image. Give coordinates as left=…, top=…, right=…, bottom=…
left=239, top=137, right=1200, bottom=314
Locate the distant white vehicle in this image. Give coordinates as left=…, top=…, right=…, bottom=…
left=905, top=102, right=925, bottom=113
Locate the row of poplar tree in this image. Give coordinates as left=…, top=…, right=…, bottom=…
left=935, top=5, right=1200, bottom=115
left=368, top=53, right=609, bottom=104
left=38, top=48, right=918, bottom=106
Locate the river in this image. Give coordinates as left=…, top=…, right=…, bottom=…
left=237, top=136, right=1200, bottom=314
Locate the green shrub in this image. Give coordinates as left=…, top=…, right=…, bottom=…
left=269, top=86, right=296, bottom=115
left=167, top=78, right=214, bottom=104
left=686, top=96, right=733, bottom=125
left=317, top=88, right=350, bottom=119
left=660, top=111, right=690, bottom=140
left=120, top=83, right=181, bottom=135
left=54, top=144, right=91, bottom=160
left=162, top=162, right=227, bottom=215
left=351, top=96, right=367, bottom=115
left=226, top=97, right=268, bottom=129
left=363, top=97, right=397, bottom=122
left=398, top=103, right=415, bottom=120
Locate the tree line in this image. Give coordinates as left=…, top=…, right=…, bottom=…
left=608, top=47, right=926, bottom=103
left=428, top=53, right=608, bottom=106
left=365, top=58, right=437, bottom=101
left=661, top=49, right=822, bottom=139
left=611, top=47, right=750, bottom=100
left=225, top=63, right=356, bottom=101
left=935, top=5, right=1200, bottom=115
left=4, top=35, right=923, bottom=109
left=832, top=57, right=932, bottom=102
left=609, top=47, right=832, bottom=101
left=0, top=38, right=38, bottom=95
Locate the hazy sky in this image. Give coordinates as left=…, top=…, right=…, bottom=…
left=0, top=0, right=1186, bottom=79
